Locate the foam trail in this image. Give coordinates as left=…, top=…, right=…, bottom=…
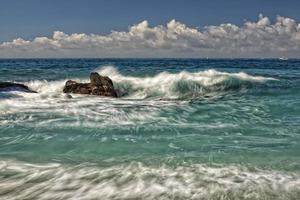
left=0, top=160, right=299, bottom=200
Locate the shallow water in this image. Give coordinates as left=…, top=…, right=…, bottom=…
left=0, top=59, right=300, bottom=199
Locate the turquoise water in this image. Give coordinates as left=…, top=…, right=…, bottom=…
left=0, top=59, right=300, bottom=199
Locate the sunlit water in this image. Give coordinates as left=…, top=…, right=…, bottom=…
left=0, top=59, right=300, bottom=199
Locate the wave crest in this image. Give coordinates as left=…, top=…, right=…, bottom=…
left=95, top=66, right=276, bottom=99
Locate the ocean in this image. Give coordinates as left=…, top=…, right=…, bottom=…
left=0, top=59, right=300, bottom=199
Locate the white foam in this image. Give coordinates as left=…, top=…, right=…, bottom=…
left=95, top=66, right=277, bottom=99
left=0, top=160, right=299, bottom=200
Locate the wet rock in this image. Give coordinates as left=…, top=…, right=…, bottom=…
left=63, top=72, right=118, bottom=97
left=0, top=82, right=37, bottom=93
left=65, top=94, right=72, bottom=99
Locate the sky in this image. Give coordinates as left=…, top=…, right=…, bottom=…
left=1, top=0, right=300, bottom=58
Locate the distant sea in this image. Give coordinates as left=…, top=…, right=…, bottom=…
left=0, top=59, right=300, bottom=199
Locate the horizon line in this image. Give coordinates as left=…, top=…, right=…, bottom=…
left=0, top=57, right=299, bottom=60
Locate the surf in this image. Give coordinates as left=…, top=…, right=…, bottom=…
left=0, top=159, right=299, bottom=200
left=17, top=66, right=277, bottom=100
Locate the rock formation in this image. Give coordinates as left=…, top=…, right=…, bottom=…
left=0, top=82, right=36, bottom=93
left=63, top=72, right=118, bottom=97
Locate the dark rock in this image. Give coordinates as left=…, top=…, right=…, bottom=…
left=63, top=72, right=118, bottom=97
left=90, top=72, right=113, bottom=87
left=90, top=72, right=102, bottom=86
left=65, top=94, right=73, bottom=99
left=0, top=82, right=37, bottom=93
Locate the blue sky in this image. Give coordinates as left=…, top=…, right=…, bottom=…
left=1, top=0, right=299, bottom=42
left=1, top=0, right=300, bottom=58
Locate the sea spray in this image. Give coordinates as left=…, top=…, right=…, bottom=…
left=20, top=66, right=277, bottom=100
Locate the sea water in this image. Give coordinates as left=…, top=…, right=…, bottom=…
left=0, top=59, right=300, bottom=199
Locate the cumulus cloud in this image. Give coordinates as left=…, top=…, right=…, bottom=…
left=1, top=15, right=300, bottom=58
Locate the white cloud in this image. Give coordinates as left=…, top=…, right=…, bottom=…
left=1, top=15, right=300, bottom=58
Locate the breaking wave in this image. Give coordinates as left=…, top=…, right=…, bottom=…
left=0, top=66, right=277, bottom=126
left=96, top=66, right=276, bottom=99
left=0, top=159, right=299, bottom=200
left=20, top=66, right=277, bottom=100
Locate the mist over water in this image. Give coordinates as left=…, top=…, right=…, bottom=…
left=0, top=59, right=300, bottom=199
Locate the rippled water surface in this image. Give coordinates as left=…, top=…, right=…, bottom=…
left=0, top=59, right=300, bottom=199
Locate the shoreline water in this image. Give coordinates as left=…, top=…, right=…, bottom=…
left=1, top=159, right=300, bottom=200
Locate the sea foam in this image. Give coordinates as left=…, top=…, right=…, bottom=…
left=0, top=159, right=299, bottom=200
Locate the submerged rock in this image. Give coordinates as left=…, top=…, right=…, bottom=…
left=64, top=94, right=73, bottom=99
left=63, top=72, right=118, bottom=97
left=0, top=82, right=37, bottom=93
